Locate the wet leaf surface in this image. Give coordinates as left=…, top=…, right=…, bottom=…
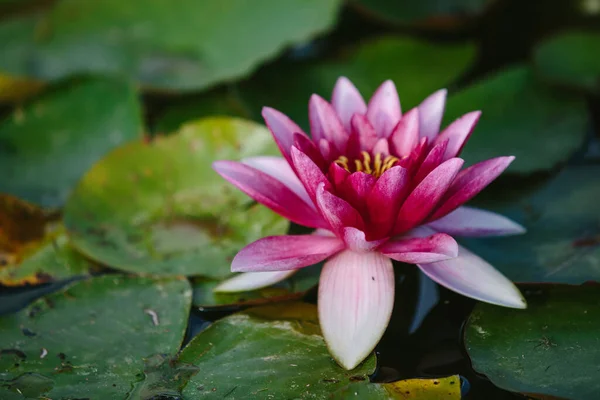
left=192, top=265, right=321, bottom=309
left=0, top=0, right=342, bottom=91
left=465, top=285, right=600, bottom=400
left=178, top=303, right=377, bottom=398
left=0, top=78, right=143, bottom=208
left=534, top=31, right=600, bottom=92
left=444, top=65, right=589, bottom=174
left=0, top=275, right=191, bottom=399
left=64, top=117, right=288, bottom=278
left=463, top=165, right=600, bottom=284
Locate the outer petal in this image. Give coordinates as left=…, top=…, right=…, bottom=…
left=367, top=166, right=410, bottom=236
left=232, top=235, right=344, bottom=272
left=379, top=233, right=458, bottom=264
left=213, top=161, right=325, bottom=228
left=428, top=206, right=526, bottom=237
left=394, top=158, right=464, bottom=233
left=291, top=146, right=332, bottom=203
left=331, top=77, right=367, bottom=131
left=389, top=108, right=420, bottom=157
left=213, top=270, right=296, bottom=293
left=293, top=132, right=326, bottom=170
left=242, top=156, right=313, bottom=207
left=309, top=94, right=348, bottom=151
left=366, top=80, right=402, bottom=138
left=417, top=245, right=527, bottom=309
left=316, top=183, right=365, bottom=235
left=434, top=111, right=481, bottom=161
left=262, top=107, right=308, bottom=162
left=318, top=250, right=395, bottom=370
left=429, top=156, right=515, bottom=220
left=418, top=89, right=447, bottom=141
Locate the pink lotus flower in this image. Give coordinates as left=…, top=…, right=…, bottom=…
left=213, top=77, right=526, bottom=370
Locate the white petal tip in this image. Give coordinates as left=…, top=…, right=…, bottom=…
left=213, top=270, right=296, bottom=293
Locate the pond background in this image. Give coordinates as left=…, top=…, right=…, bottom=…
left=0, top=0, right=599, bottom=399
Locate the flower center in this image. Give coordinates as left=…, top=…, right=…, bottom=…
left=334, top=151, right=399, bottom=178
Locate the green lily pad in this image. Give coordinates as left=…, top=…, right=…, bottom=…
left=240, top=36, right=476, bottom=130
left=332, top=376, right=461, bottom=399
left=0, top=78, right=143, bottom=208
left=63, top=117, right=288, bottom=278
left=534, top=31, right=600, bottom=92
left=178, top=303, right=377, bottom=398
left=465, top=285, right=600, bottom=400
left=0, top=275, right=191, bottom=399
left=444, top=65, right=588, bottom=174
left=463, top=165, right=600, bottom=284
left=351, top=0, right=493, bottom=26
left=193, top=265, right=321, bottom=309
left=0, top=0, right=342, bottom=91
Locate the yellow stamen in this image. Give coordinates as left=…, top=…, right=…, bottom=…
left=334, top=152, right=399, bottom=178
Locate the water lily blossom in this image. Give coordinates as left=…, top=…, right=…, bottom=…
left=213, top=77, right=526, bottom=370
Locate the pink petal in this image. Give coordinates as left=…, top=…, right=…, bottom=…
left=290, top=146, right=332, bottom=203
left=337, top=172, right=376, bottom=215
left=417, top=245, right=527, bottom=309
left=389, top=108, right=420, bottom=157
left=372, top=138, right=390, bottom=156
left=398, top=136, right=429, bottom=174
left=316, top=183, right=365, bottom=235
left=379, top=233, right=458, bottom=264
left=429, top=156, right=514, bottom=221
left=331, top=77, right=367, bottom=132
left=232, top=235, right=344, bottom=272
left=242, top=156, right=313, bottom=208
left=350, top=114, right=379, bottom=152
left=309, top=94, right=348, bottom=151
left=213, top=160, right=325, bottom=228
left=394, top=158, right=464, bottom=234
left=342, top=227, right=387, bottom=252
left=428, top=206, right=526, bottom=237
left=418, top=89, right=447, bottom=141
left=328, top=162, right=350, bottom=190
left=293, top=132, right=326, bottom=170
left=366, top=80, right=402, bottom=138
left=414, top=139, right=448, bottom=183
left=434, top=111, right=481, bottom=161
left=318, top=250, right=395, bottom=370
left=367, top=166, right=410, bottom=236
left=213, top=270, right=297, bottom=292
left=319, top=138, right=333, bottom=161
left=262, top=107, right=308, bottom=162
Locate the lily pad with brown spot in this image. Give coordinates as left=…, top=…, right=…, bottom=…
left=0, top=195, right=95, bottom=286
left=331, top=375, right=462, bottom=399
left=63, top=117, right=289, bottom=278
left=178, top=303, right=378, bottom=398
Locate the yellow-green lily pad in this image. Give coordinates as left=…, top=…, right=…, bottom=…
left=63, top=117, right=288, bottom=278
